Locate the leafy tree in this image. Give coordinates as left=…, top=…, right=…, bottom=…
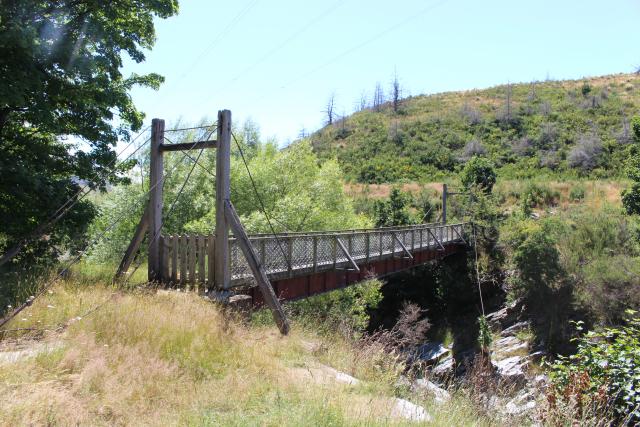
left=0, top=0, right=178, bottom=266
left=460, top=156, right=496, bottom=193
left=373, top=188, right=412, bottom=227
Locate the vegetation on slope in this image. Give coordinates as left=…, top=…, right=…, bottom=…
left=309, top=74, right=640, bottom=183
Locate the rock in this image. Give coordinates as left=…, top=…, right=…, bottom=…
left=390, top=398, right=432, bottom=422
left=414, top=342, right=450, bottom=363
left=493, top=336, right=528, bottom=358
left=334, top=370, right=360, bottom=386
left=502, top=390, right=537, bottom=416
left=485, top=299, right=524, bottom=330
left=501, top=321, right=530, bottom=337
left=431, top=355, right=454, bottom=377
left=413, top=378, right=451, bottom=404
left=493, top=355, right=529, bottom=384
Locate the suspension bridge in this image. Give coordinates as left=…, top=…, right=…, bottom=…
left=1, top=110, right=470, bottom=335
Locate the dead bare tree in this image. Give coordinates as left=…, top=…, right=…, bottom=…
left=391, top=70, right=401, bottom=113
left=373, top=82, right=385, bottom=112
left=356, top=91, right=368, bottom=112
left=324, top=93, right=336, bottom=125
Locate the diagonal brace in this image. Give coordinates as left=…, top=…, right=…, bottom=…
left=224, top=200, right=290, bottom=335
left=336, top=237, right=360, bottom=272
left=393, top=233, right=414, bottom=260
left=451, top=225, right=467, bottom=245
left=428, top=229, right=445, bottom=251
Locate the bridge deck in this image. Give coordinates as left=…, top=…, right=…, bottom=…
left=158, top=223, right=467, bottom=294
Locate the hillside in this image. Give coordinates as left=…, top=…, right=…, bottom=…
left=310, top=73, right=640, bottom=183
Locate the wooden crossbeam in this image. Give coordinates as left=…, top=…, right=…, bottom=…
left=159, top=140, right=218, bottom=152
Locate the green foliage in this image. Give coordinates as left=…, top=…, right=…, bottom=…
left=549, top=314, right=640, bottom=422
left=460, top=157, right=496, bottom=193
left=521, top=183, right=560, bottom=215
left=477, top=315, right=492, bottom=353
left=283, top=279, right=383, bottom=335
left=0, top=1, right=177, bottom=266
left=569, top=184, right=586, bottom=202
left=310, top=74, right=640, bottom=183
left=88, top=132, right=370, bottom=262
left=372, top=187, right=412, bottom=227
left=622, top=183, right=640, bottom=215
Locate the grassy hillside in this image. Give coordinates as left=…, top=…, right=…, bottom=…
left=310, top=73, right=640, bottom=183
left=0, top=280, right=504, bottom=426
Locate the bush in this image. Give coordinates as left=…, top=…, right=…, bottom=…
left=622, top=182, right=640, bottom=215
left=569, top=185, right=586, bottom=202
left=284, top=279, right=383, bottom=335
left=460, top=156, right=496, bottom=193
left=373, top=188, right=412, bottom=227
left=548, top=314, right=640, bottom=423
left=521, top=183, right=560, bottom=212
left=568, top=134, right=603, bottom=171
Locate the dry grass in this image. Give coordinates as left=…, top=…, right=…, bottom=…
left=0, top=283, right=503, bottom=426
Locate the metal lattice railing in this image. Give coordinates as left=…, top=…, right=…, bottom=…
left=158, top=223, right=467, bottom=288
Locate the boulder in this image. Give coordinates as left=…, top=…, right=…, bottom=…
left=492, top=355, right=528, bottom=384
left=390, top=398, right=432, bottom=422
left=414, top=342, right=450, bottom=364
left=413, top=378, right=451, bottom=404
left=501, top=321, right=531, bottom=337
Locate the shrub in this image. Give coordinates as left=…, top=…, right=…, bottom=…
left=548, top=314, right=640, bottom=423
left=461, top=138, right=486, bottom=161
left=284, top=279, right=383, bottom=335
left=373, top=187, right=412, bottom=227
left=569, top=185, right=586, bottom=202
left=622, top=182, right=640, bottom=215
left=521, top=183, right=560, bottom=212
left=568, top=134, right=603, bottom=171
left=460, top=156, right=496, bottom=193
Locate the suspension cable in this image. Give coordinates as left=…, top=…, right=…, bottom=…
left=231, top=131, right=291, bottom=268
left=473, top=223, right=485, bottom=316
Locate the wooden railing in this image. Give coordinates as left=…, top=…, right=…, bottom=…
left=158, top=222, right=467, bottom=289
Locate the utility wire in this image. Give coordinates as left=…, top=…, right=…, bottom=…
left=255, top=0, right=448, bottom=101
left=473, top=224, right=485, bottom=316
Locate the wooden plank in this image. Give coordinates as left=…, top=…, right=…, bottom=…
left=365, top=232, right=370, bottom=264
left=207, top=234, right=215, bottom=287
left=215, top=110, right=231, bottom=289
left=379, top=232, right=383, bottom=260
left=148, top=118, right=164, bottom=282
left=180, top=235, right=187, bottom=285
left=114, top=204, right=149, bottom=282
left=198, top=235, right=206, bottom=283
left=171, top=235, right=178, bottom=284
left=189, top=234, right=197, bottom=284
left=224, top=200, right=290, bottom=335
left=160, top=235, right=170, bottom=281
left=159, top=140, right=217, bottom=152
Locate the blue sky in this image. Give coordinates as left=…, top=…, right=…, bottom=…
left=123, top=0, right=640, bottom=144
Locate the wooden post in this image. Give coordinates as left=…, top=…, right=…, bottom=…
left=224, top=200, right=290, bottom=335
left=215, top=110, right=231, bottom=289
left=442, top=183, right=447, bottom=225
left=148, top=119, right=165, bottom=282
